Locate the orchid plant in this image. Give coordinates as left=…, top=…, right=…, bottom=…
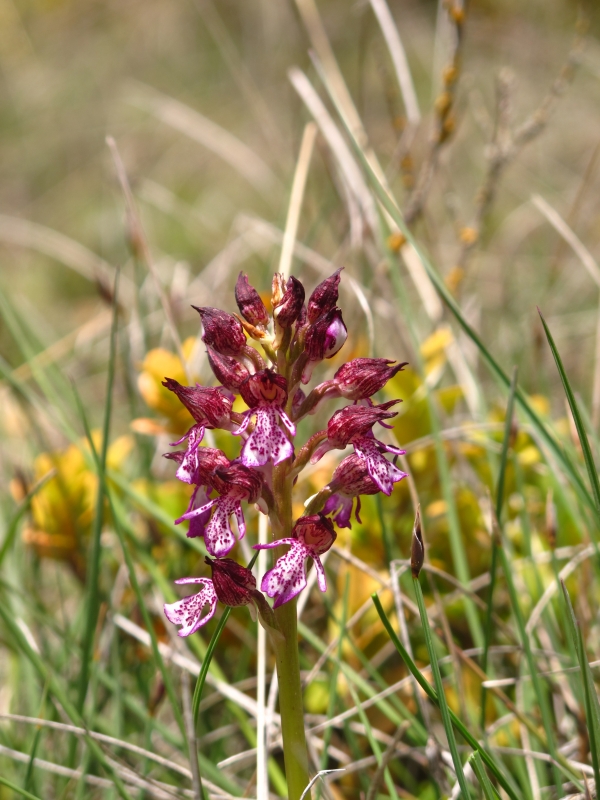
left=162, top=270, right=407, bottom=799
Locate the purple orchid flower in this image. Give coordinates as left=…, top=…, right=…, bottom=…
left=176, top=463, right=263, bottom=557
left=234, top=370, right=296, bottom=467
left=323, top=453, right=406, bottom=528
left=253, top=514, right=336, bottom=608
left=310, top=400, right=406, bottom=495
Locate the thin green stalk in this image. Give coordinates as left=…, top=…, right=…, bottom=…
left=0, top=776, right=44, bottom=800
left=76, top=267, right=120, bottom=713
left=372, top=593, right=521, bottom=800
left=271, top=463, right=310, bottom=800
left=468, top=752, right=500, bottom=800
left=561, top=581, right=600, bottom=792
left=413, top=575, right=472, bottom=799
left=480, top=366, right=518, bottom=729
left=495, top=534, right=565, bottom=793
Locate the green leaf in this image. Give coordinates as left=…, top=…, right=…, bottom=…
left=371, top=593, right=520, bottom=800
left=560, top=580, right=600, bottom=792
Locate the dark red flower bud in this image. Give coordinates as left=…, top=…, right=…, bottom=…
left=294, top=513, right=336, bottom=555
left=329, top=453, right=379, bottom=496
left=307, top=268, right=343, bottom=324
left=206, top=346, right=249, bottom=392
left=239, top=369, right=288, bottom=408
left=162, top=379, right=234, bottom=428
left=206, top=556, right=256, bottom=606
left=211, top=462, right=263, bottom=503
left=333, top=358, right=408, bottom=400
left=235, top=272, right=269, bottom=328
left=304, top=308, right=347, bottom=363
left=193, top=306, right=246, bottom=356
left=273, top=276, right=305, bottom=328
left=326, top=400, right=400, bottom=448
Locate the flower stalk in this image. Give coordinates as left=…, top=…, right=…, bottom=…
left=160, top=270, right=407, bottom=800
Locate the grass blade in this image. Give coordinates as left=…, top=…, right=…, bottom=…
left=538, top=309, right=600, bottom=523
left=76, top=267, right=120, bottom=713
left=412, top=572, right=472, bottom=799
left=560, top=580, right=600, bottom=792
left=371, top=593, right=520, bottom=800
left=481, top=366, right=518, bottom=728
left=468, top=751, right=500, bottom=800
left=0, top=776, right=44, bottom=800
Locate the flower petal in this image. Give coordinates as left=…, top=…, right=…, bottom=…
left=260, top=541, right=309, bottom=608
left=353, top=436, right=407, bottom=495
left=164, top=579, right=217, bottom=637
left=241, top=407, right=293, bottom=467
left=232, top=410, right=252, bottom=436
left=312, top=554, right=327, bottom=592
left=204, top=497, right=242, bottom=557
left=176, top=497, right=217, bottom=525
left=174, top=425, right=205, bottom=484
left=323, top=492, right=353, bottom=528
left=278, top=409, right=297, bottom=437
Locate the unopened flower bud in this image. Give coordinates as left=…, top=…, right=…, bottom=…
left=235, top=272, right=269, bottom=328
left=333, top=358, right=408, bottom=400
left=162, top=379, right=233, bottom=428
left=307, top=268, right=343, bottom=324
left=410, top=508, right=424, bottom=578
left=273, top=276, right=305, bottom=328
left=304, top=308, right=347, bottom=362
left=294, top=513, right=336, bottom=555
left=326, top=400, right=400, bottom=448
left=194, top=306, right=246, bottom=356
left=239, top=369, right=288, bottom=409
left=545, top=490, right=557, bottom=550
left=206, top=557, right=256, bottom=606
left=211, top=463, right=263, bottom=503
left=207, top=346, right=249, bottom=392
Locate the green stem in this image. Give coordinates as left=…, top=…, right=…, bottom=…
left=271, top=463, right=310, bottom=800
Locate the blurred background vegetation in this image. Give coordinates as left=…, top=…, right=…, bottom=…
left=1, top=0, right=600, bottom=797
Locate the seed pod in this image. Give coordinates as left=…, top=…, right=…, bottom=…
left=410, top=508, right=424, bottom=579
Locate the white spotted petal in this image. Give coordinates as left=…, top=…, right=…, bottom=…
left=164, top=577, right=217, bottom=637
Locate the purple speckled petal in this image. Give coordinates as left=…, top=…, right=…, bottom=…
left=203, top=496, right=241, bottom=557
left=164, top=578, right=217, bottom=637
left=312, top=554, right=327, bottom=592
left=241, top=407, right=293, bottom=467
left=260, top=541, right=310, bottom=608
left=234, top=503, right=246, bottom=540
left=353, top=437, right=407, bottom=496
left=176, top=497, right=217, bottom=525
left=278, top=409, right=297, bottom=437
left=232, top=411, right=252, bottom=436
left=323, top=492, right=353, bottom=528
left=174, top=425, right=206, bottom=484
left=253, top=538, right=297, bottom=551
